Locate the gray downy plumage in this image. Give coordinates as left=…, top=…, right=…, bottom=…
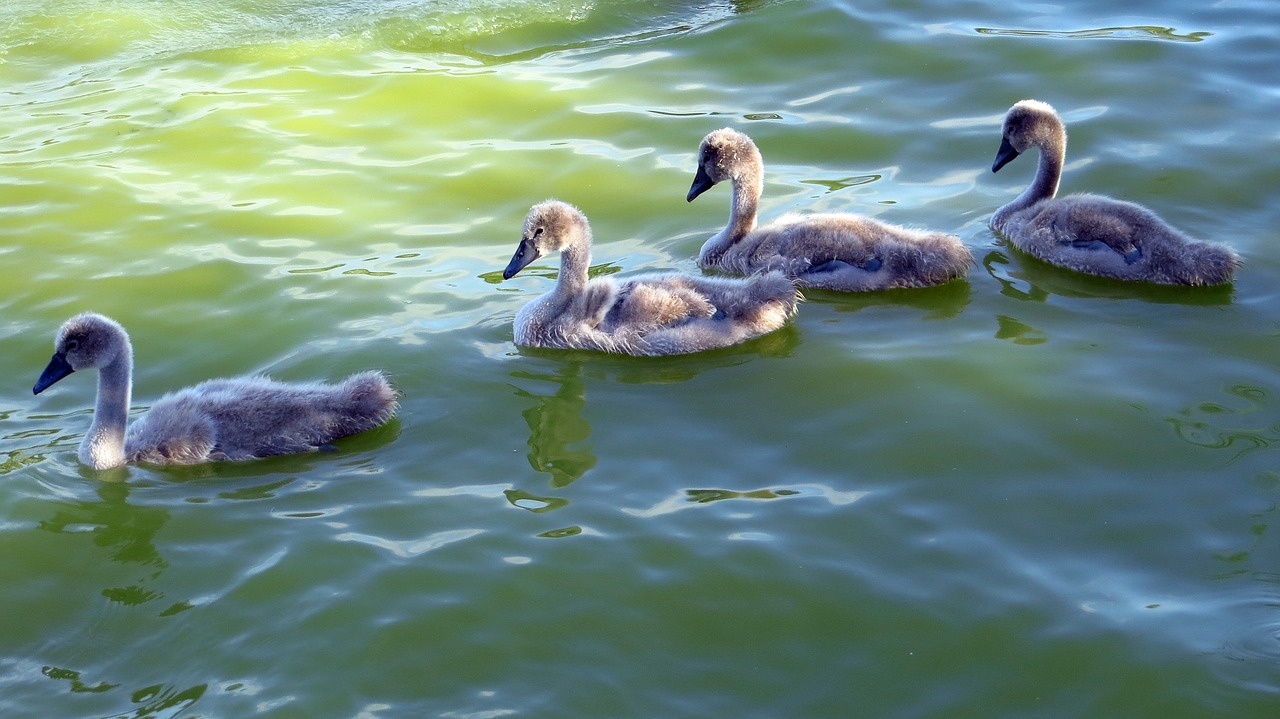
left=990, top=99, right=1239, bottom=286
left=32, top=312, right=398, bottom=470
left=502, top=200, right=800, bottom=356
left=686, top=127, right=972, bottom=291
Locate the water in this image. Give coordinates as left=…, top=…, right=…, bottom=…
left=2, top=0, right=1278, bottom=716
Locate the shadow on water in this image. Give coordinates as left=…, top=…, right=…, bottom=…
left=803, top=276, right=973, bottom=320
left=506, top=323, right=799, bottom=487
left=510, top=319, right=799, bottom=385
left=503, top=324, right=798, bottom=519
left=34, top=481, right=207, bottom=717
left=982, top=247, right=1236, bottom=305
left=39, top=481, right=170, bottom=607
left=503, top=350, right=876, bottom=528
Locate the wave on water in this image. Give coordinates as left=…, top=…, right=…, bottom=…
left=0, top=0, right=746, bottom=69
left=975, top=25, right=1211, bottom=43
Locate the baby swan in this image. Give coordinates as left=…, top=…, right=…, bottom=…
left=687, top=127, right=972, bottom=291
left=32, top=312, right=398, bottom=470
left=990, top=99, right=1238, bottom=285
left=502, top=200, right=799, bottom=356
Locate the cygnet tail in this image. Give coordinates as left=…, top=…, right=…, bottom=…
left=921, top=233, right=975, bottom=282
left=877, top=232, right=973, bottom=289
left=1172, top=241, right=1240, bottom=286
left=731, top=271, right=802, bottom=326
left=334, top=371, right=400, bottom=433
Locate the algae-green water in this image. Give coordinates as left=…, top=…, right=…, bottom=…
left=2, top=1, right=1279, bottom=716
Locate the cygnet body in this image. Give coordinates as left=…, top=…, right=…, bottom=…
left=502, top=200, right=799, bottom=356
left=686, top=127, right=972, bottom=291
left=990, top=99, right=1238, bottom=285
left=32, top=312, right=398, bottom=470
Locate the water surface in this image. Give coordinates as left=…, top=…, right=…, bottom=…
left=2, top=1, right=1279, bottom=717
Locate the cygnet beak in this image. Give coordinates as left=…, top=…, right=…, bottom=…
left=686, top=164, right=716, bottom=202
left=33, top=351, right=75, bottom=395
left=503, top=238, right=541, bottom=280
left=992, top=136, right=1020, bottom=173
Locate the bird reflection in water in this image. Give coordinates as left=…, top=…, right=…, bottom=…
left=511, top=360, right=596, bottom=489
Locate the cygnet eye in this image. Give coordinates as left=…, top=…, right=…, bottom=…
left=65, top=339, right=79, bottom=351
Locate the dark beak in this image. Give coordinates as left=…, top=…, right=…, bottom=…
left=992, top=137, right=1020, bottom=173
left=33, top=352, right=74, bottom=395
left=502, top=238, right=541, bottom=280
left=686, top=164, right=716, bottom=202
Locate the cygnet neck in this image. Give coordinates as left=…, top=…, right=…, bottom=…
left=705, top=160, right=762, bottom=260
left=552, top=224, right=593, bottom=298
left=997, top=126, right=1065, bottom=227
left=82, top=341, right=132, bottom=469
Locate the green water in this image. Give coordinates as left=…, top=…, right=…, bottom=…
left=2, top=0, right=1279, bottom=716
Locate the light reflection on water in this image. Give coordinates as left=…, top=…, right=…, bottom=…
left=622, top=483, right=870, bottom=518
left=2, top=0, right=1280, bottom=717
left=975, top=25, right=1212, bottom=43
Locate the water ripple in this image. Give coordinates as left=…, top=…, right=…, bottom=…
left=622, top=483, right=869, bottom=518
left=975, top=25, right=1211, bottom=43
left=1168, top=384, right=1280, bottom=462
left=336, top=527, right=485, bottom=558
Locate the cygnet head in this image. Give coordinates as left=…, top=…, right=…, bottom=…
left=502, top=200, right=588, bottom=280
left=687, top=127, right=762, bottom=202
left=992, top=99, right=1064, bottom=173
left=33, top=312, right=130, bottom=395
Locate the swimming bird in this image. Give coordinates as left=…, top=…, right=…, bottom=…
left=32, top=312, right=398, bottom=470
left=502, top=200, right=799, bottom=356
left=686, top=127, right=972, bottom=291
left=990, top=99, right=1238, bottom=285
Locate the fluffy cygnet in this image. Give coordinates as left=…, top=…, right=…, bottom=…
left=687, top=127, right=972, bottom=291
left=502, top=200, right=799, bottom=356
left=990, top=99, right=1238, bottom=285
left=33, top=312, right=398, bottom=470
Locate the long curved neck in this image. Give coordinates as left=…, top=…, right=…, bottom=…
left=81, top=346, right=132, bottom=470
left=553, top=225, right=592, bottom=299
left=997, top=129, right=1064, bottom=226
left=704, top=162, right=761, bottom=260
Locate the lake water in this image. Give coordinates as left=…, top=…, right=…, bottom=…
left=2, top=0, right=1279, bottom=716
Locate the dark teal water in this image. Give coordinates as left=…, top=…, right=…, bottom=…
left=1, top=1, right=1278, bottom=717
